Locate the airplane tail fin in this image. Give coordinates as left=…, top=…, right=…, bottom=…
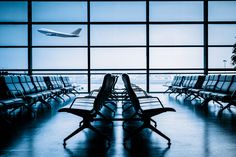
left=71, top=28, right=82, bottom=35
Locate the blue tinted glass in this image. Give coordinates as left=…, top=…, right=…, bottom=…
left=91, top=48, right=146, bottom=69
left=150, top=48, right=203, bottom=68
left=209, top=47, right=234, bottom=68
left=0, top=25, right=27, bottom=46
left=32, top=2, right=87, bottom=22
left=91, top=25, right=146, bottom=46
left=150, top=25, right=203, bottom=45
left=32, top=25, right=87, bottom=46
left=150, top=2, right=203, bottom=21
left=209, top=1, right=236, bottom=21
left=209, top=25, right=236, bottom=45
left=0, top=48, right=28, bottom=69
left=32, top=48, right=87, bottom=69
left=0, top=2, right=27, bottom=22
left=91, top=2, right=146, bottom=22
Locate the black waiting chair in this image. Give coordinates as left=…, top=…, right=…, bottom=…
left=122, top=74, right=176, bottom=146
left=58, top=74, right=116, bottom=146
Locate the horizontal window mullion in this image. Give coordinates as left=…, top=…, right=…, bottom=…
left=150, top=68, right=204, bottom=70
left=32, top=69, right=88, bottom=71
left=32, top=46, right=88, bottom=48
left=149, top=45, right=204, bottom=47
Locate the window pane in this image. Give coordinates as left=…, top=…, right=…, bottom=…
left=91, top=74, right=107, bottom=91
left=91, top=2, right=146, bottom=22
left=32, top=48, right=87, bottom=69
left=32, top=2, right=87, bottom=22
left=150, top=25, right=203, bottom=45
left=91, top=25, right=146, bottom=46
left=208, top=47, right=234, bottom=68
left=127, top=74, right=146, bottom=90
left=0, top=48, right=28, bottom=69
left=0, top=25, right=27, bottom=46
left=150, top=74, right=174, bottom=92
left=150, top=1, right=203, bottom=21
left=150, top=48, right=203, bottom=69
left=209, top=25, right=236, bottom=45
left=209, top=1, right=236, bottom=21
left=91, top=48, right=146, bottom=69
left=91, top=73, right=146, bottom=91
left=90, top=73, right=147, bottom=91
left=32, top=25, right=87, bottom=46
left=0, top=2, right=27, bottom=22
left=65, top=75, right=87, bottom=93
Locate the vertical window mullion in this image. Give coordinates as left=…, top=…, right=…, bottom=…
left=28, top=1, right=32, bottom=75
left=88, top=0, right=91, bottom=93
left=146, top=0, right=150, bottom=92
left=204, top=0, right=208, bottom=75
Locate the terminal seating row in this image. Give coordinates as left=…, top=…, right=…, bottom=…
left=58, top=74, right=176, bottom=147
left=166, top=74, right=236, bottom=114
left=0, top=75, right=81, bottom=123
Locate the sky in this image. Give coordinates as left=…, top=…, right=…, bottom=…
left=0, top=1, right=236, bottom=71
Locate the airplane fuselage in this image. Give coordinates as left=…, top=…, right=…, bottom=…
left=38, top=28, right=79, bottom=37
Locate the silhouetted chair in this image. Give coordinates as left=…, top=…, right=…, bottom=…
left=58, top=74, right=116, bottom=146
left=122, top=74, right=176, bottom=146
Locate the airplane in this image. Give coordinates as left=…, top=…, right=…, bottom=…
left=37, top=28, right=82, bottom=37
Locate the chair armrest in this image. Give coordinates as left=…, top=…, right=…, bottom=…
left=137, top=95, right=153, bottom=99
left=69, top=96, right=96, bottom=108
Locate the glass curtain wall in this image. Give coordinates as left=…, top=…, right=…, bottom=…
left=0, top=0, right=235, bottom=92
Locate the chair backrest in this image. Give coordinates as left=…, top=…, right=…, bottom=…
left=122, top=74, right=142, bottom=114
left=36, top=76, right=48, bottom=91
left=171, top=76, right=178, bottom=86
left=182, top=76, right=192, bottom=87
left=188, top=75, right=198, bottom=88
left=214, top=75, right=226, bottom=92
left=221, top=75, right=234, bottom=93
left=60, top=76, right=71, bottom=87
left=44, top=76, right=59, bottom=89
left=93, top=74, right=114, bottom=112
left=194, top=75, right=205, bottom=89
left=54, top=76, right=64, bottom=88
left=19, top=75, right=31, bottom=94
left=11, top=75, right=25, bottom=95
left=174, top=76, right=184, bottom=87
left=201, top=75, right=210, bottom=89
left=207, top=75, right=220, bottom=91
left=31, top=76, right=42, bottom=92
left=111, top=75, right=119, bottom=91
left=0, top=76, right=20, bottom=98
left=228, top=75, right=236, bottom=94
left=50, top=76, right=59, bottom=89
left=25, top=75, right=37, bottom=93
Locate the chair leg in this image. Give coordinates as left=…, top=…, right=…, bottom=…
left=218, top=103, right=232, bottom=115
left=63, top=123, right=86, bottom=146
left=148, top=124, right=171, bottom=146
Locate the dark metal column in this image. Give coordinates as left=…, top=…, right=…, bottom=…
left=28, top=1, right=32, bottom=75
left=146, top=0, right=150, bottom=92
left=87, top=0, right=91, bottom=93
left=204, top=0, right=208, bottom=75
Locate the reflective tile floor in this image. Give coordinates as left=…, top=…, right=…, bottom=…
left=0, top=94, right=236, bottom=157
